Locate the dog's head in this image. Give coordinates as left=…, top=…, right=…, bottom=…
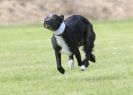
left=44, top=14, right=64, bottom=31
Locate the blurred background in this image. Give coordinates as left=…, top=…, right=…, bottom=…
left=0, top=1, right=133, bottom=95
left=0, top=0, right=133, bottom=24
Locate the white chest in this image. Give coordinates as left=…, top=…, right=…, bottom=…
left=55, top=36, right=72, bottom=55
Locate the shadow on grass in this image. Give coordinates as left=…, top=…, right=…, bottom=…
left=84, top=74, right=126, bottom=82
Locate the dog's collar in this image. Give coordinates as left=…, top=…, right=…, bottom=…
left=54, top=21, right=65, bottom=36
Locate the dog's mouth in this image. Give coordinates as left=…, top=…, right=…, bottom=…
left=44, top=16, right=53, bottom=29
left=44, top=22, right=49, bottom=28
left=44, top=21, right=53, bottom=30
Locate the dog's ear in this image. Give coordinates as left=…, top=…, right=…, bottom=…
left=60, top=14, right=64, bottom=21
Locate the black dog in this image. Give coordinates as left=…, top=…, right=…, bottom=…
left=44, top=14, right=96, bottom=74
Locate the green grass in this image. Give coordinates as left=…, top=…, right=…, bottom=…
left=0, top=20, right=133, bottom=95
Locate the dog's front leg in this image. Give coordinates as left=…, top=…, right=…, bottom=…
left=55, top=51, right=65, bottom=74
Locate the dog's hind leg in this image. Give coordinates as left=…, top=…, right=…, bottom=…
left=81, top=25, right=96, bottom=70
left=89, top=26, right=96, bottom=63
left=73, top=48, right=82, bottom=67
left=81, top=40, right=94, bottom=70
left=89, top=49, right=96, bottom=62
left=68, top=55, right=74, bottom=69
left=81, top=44, right=91, bottom=70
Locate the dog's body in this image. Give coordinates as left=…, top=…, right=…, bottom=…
left=44, top=14, right=96, bottom=74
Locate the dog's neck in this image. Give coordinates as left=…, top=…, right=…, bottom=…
left=54, top=21, right=65, bottom=36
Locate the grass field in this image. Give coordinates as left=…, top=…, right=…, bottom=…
left=0, top=20, right=133, bottom=95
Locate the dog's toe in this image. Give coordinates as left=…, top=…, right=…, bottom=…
left=68, top=60, right=74, bottom=69
left=80, top=65, right=87, bottom=71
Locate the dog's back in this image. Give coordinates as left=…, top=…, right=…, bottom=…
left=65, top=15, right=90, bottom=25
left=64, top=15, right=95, bottom=46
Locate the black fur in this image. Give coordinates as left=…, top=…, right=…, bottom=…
left=44, top=14, right=96, bottom=74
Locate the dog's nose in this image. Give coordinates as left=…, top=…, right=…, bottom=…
left=44, top=21, right=50, bottom=28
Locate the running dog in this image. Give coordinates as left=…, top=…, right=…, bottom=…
left=44, top=14, right=96, bottom=74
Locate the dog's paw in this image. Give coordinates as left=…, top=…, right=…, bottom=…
left=57, top=67, right=65, bottom=74
left=81, top=59, right=89, bottom=67
left=80, top=65, right=87, bottom=71
left=68, top=60, right=74, bottom=69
